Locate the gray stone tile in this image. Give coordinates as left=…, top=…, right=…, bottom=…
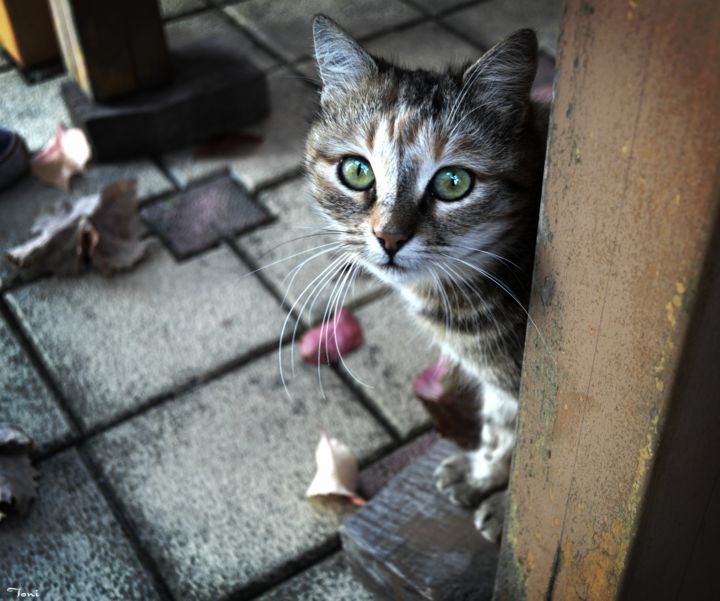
left=364, top=21, right=480, bottom=71
left=299, top=20, right=481, bottom=83
left=224, top=0, right=422, bottom=63
left=160, top=0, right=205, bottom=19
left=86, top=354, right=392, bottom=601
left=162, top=69, right=317, bottom=191
left=141, top=173, right=272, bottom=259
left=0, top=71, right=71, bottom=152
left=237, top=176, right=383, bottom=325
left=165, top=8, right=276, bottom=72
left=0, top=161, right=172, bottom=289
left=6, top=245, right=289, bottom=430
left=257, top=554, right=375, bottom=601
left=0, top=449, right=161, bottom=600
left=410, top=0, right=478, bottom=15
left=0, top=317, right=73, bottom=452
left=442, top=0, right=564, bottom=55
left=340, top=295, right=435, bottom=438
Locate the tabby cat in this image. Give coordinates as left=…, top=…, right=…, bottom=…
left=305, top=16, right=548, bottom=542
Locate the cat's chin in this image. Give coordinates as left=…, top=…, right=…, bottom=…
left=364, top=261, right=423, bottom=287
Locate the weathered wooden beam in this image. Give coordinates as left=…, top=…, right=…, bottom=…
left=494, top=1, right=720, bottom=599
left=48, top=0, right=170, bottom=102
left=0, top=0, right=59, bottom=68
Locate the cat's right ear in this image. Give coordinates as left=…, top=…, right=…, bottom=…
left=313, top=15, right=377, bottom=98
left=462, top=29, right=538, bottom=118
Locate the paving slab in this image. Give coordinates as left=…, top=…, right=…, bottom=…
left=0, top=317, right=73, bottom=452
left=364, top=20, right=480, bottom=72
left=223, top=0, right=422, bottom=63
left=86, top=354, right=392, bottom=601
left=160, top=0, right=206, bottom=19
left=161, top=68, right=317, bottom=191
left=299, top=20, right=481, bottom=83
left=442, top=0, right=564, bottom=55
left=256, top=554, right=375, bottom=601
left=0, top=71, right=72, bottom=152
left=237, top=176, right=383, bottom=324
left=339, top=295, right=436, bottom=438
left=141, top=173, right=272, bottom=259
left=6, top=245, right=289, bottom=431
left=0, top=162, right=172, bottom=289
left=164, top=9, right=276, bottom=71
left=0, top=449, right=161, bottom=600
left=409, top=0, right=479, bottom=16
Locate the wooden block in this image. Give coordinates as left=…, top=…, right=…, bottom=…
left=49, top=0, right=170, bottom=101
left=342, top=441, right=498, bottom=601
left=358, top=432, right=439, bottom=500
left=61, top=45, right=269, bottom=161
left=0, top=0, right=59, bottom=67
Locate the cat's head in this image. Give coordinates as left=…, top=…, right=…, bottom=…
left=305, top=16, right=543, bottom=288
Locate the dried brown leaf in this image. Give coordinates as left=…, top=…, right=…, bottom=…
left=414, top=360, right=482, bottom=450
left=0, top=423, right=34, bottom=453
left=6, top=180, right=151, bottom=277
left=0, top=424, right=38, bottom=522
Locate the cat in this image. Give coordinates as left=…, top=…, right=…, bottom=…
left=305, top=15, right=548, bottom=542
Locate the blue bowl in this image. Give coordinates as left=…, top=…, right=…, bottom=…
left=0, top=128, right=29, bottom=190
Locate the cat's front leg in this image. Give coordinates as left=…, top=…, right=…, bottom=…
left=435, top=383, right=517, bottom=522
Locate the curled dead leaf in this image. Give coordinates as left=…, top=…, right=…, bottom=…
left=0, top=424, right=38, bottom=522
left=306, top=433, right=365, bottom=506
left=30, top=123, right=91, bottom=191
left=6, top=180, right=151, bottom=277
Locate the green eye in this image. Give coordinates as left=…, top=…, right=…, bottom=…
left=339, top=157, right=375, bottom=191
left=431, top=166, right=473, bottom=201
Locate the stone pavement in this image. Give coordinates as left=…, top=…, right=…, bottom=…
left=0, top=1, right=561, bottom=599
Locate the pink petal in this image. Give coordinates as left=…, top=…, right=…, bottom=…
left=30, top=123, right=91, bottom=191
left=300, top=307, right=363, bottom=365
left=413, top=358, right=450, bottom=402
left=60, top=127, right=91, bottom=170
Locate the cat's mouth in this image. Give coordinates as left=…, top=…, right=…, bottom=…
left=382, top=263, right=404, bottom=272
left=379, top=257, right=405, bottom=271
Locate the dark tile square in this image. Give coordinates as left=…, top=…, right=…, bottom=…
left=141, top=173, right=272, bottom=259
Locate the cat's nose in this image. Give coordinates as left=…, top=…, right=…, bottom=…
left=374, top=230, right=411, bottom=255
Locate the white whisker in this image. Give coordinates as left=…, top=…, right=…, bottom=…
left=331, top=260, right=374, bottom=389
left=245, top=241, right=342, bottom=278
left=440, top=252, right=549, bottom=352
left=278, top=253, right=348, bottom=400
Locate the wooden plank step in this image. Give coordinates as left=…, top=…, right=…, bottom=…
left=342, top=440, right=498, bottom=601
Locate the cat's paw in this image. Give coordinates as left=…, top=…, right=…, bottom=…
left=474, top=489, right=507, bottom=543
left=434, top=453, right=485, bottom=508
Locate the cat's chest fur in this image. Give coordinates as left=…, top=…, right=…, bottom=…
left=397, top=281, right=526, bottom=392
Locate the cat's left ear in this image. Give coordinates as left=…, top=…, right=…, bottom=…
left=313, top=15, right=377, bottom=99
left=462, top=29, right=538, bottom=116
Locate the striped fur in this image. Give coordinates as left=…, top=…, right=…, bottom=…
left=306, top=16, right=548, bottom=541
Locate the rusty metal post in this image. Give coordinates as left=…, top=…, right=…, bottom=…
left=493, top=0, right=720, bottom=599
